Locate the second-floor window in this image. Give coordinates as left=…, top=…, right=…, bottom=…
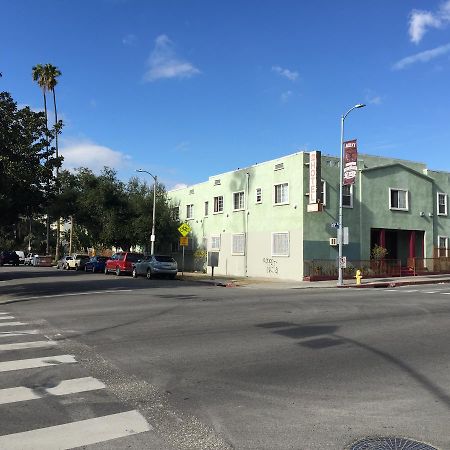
left=204, top=201, right=209, bottom=216
left=256, top=188, right=262, bottom=204
left=342, top=184, right=353, bottom=208
left=186, top=204, right=194, bottom=219
left=214, top=196, right=223, bottom=213
left=233, top=191, right=245, bottom=210
left=438, top=193, right=448, bottom=216
left=389, top=188, right=408, bottom=211
left=274, top=183, right=289, bottom=205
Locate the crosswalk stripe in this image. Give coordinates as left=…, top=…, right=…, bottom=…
left=441, top=292, right=450, bottom=295
left=0, top=316, right=14, bottom=320
left=15, top=289, right=133, bottom=301
left=0, top=355, right=76, bottom=373
left=0, top=410, right=151, bottom=449
left=0, top=340, right=57, bottom=352
left=0, top=312, right=10, bottom=315
left=0, top=330, right=40, bottom=338
left=0, top=322, right=26, bottom=327
left=0, top=377, right=106, bottom=405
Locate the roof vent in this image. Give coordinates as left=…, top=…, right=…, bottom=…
left=274, top=163, right=284, bottom=171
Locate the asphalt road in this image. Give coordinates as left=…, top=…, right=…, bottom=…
left=0, top=266, right=449, bottom=449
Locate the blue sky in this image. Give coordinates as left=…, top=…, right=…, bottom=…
left=2, top=1, right=450, bottom=189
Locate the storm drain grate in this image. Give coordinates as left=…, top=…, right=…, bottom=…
left=350, top=437, right=438, bottom=450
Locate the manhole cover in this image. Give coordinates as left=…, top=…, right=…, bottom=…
left=350, top=437, right=437, bottom=450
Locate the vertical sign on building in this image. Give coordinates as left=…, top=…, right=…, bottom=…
left=343, top=140, right=357, bottom=185
left=309, top=151, right=322, bottom=204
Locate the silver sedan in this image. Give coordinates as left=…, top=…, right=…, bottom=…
left=132, top=255, right=178, bottom=280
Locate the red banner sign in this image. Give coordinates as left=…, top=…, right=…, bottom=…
left=343, top=139, right=357, bottom=185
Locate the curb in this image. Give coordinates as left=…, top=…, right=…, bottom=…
left=341, top=278, right=450, bottom=289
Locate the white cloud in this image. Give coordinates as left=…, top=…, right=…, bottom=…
left=60, top=138, right=132, bottom=173
left=408, top=1, right=450, bottom=43
left=144, top=34, right=200, bottom=82
left=175, top=141, right=189, bottom=152
left=122, top=34, right=137, bottom=45
left=280, top=90, right=293, bottom=102
left=172, top=183, right=188, bottom=190
left=393, top=42, right=450, bottom=70
left=364, top=89, right=383, bottom=105
left=272, top=65, right=299, bottom=81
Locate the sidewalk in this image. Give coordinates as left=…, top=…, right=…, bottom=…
left=180, top=271, right=450, bottom=289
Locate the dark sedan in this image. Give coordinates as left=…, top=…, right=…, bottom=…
left=132, top=255, right=178, bottom=279
left=0, top=251, right=20, bottom=266
left=84, top=256, right=109, bottom=273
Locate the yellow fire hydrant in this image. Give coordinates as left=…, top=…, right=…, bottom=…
left=355, top=269, right=362, bottom=285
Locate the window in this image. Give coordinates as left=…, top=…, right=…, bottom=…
left=272, top=232, right=289, bottom=256
left=232, top=234, right=245, bottom=255
left=173, top=206, right=180, bottom=221
left=214, top=196, right=223, bottom=213
left=255, top=188, right=262, bottom=204
left=389, top=188, right=408, bottom=211
left=342, top=184, right=353, bottom=208
left=233, top=191, right=245, bottom=210
left=321, top=181, right=327, bottom=206
left=438, top=193, right=447, bottom=216
left=274, top=183, right=289, bottom=205
left=438, top=236, right=448, bottom=257
left=204, top=201, right=209, bottom=216
left=211, top=235, right=221, bottom=250
left=186, top=204, right=194, bottom=219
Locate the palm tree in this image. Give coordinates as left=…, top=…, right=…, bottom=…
left=43, top=64, right=62, bottom=261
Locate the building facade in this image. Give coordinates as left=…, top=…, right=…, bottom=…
left=169, top=152, right=450, bottom=280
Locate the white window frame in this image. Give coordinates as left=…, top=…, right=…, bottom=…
left=271, top=232, right=290, bottom=257
left=389, top=188, right=409, bottom=211
left=273, top=182, right=289, bottom=205
left=186, top=204, right=194, bottom=219
left=213, top=195, right=224, bottom=213
left=321, top=180, right=327, bottom=206
left=438, top=235, right=449, bottom=257
left=255, top=187, right=262, bottom=204
left=342, top=184, right=353, bottom=208
left=204, top=201, right=209, bottom=217
left=437, top=192, right=448, bottom=216
left=211, top=235, right=221, bottom=250
left=231, top=233, right=245, bottom=255
left=233, top=191, right=245, bottom=211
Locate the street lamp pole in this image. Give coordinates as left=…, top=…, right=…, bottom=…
left=338, top=103, right=365, bottom=286
left=136, top=169, right=157, bottom=255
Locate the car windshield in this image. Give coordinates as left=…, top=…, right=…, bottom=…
left=154, top=255, right=175, bottom=262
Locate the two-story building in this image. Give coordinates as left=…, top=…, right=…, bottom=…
left=169, top=151, right=450, bottom=281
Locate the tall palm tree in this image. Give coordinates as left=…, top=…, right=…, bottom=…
left=32, top=64, right=51, bottom=254
left=43, top=64, right=62, bottom=261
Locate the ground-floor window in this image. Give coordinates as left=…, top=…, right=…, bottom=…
left=211, top=235, right=221, bottom=250
left=232, top=234, right=245, bottom=255
left=438, top=236, right=448, bottom=257
left=272, top=232, right=289, bottom=256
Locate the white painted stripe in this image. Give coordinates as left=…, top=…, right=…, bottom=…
left=13, top=289, right=133, bottom=301
left=0, top=330, right=40, bottom=338
left=402, top=289, right=418, bottom=292
left=424, top=291, right=438, bottom=294
left=0, top=355, right=76, bottom=373
left=0, top=340, right=57, bottom=352
left=441, top=292, right=450, bottom=295
left=0, top=322, right=26, bottom=327
left=0, top=312, right=11, bottom=315
left=0, top=377, right=105, bottom=405
left=384, top=289, right=397, bottom=292
left=0, top=316, right=15, bottom=320
left=0, top=410, right=151, bottom=449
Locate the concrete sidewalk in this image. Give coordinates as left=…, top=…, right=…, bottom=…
left=180, top=271, right=450, bottom=289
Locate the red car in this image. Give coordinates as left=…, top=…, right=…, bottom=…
left=104, top=252, right=144, bottom=276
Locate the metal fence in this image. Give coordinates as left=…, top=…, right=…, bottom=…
left=407, top=257, right=450, bottom=275
left=304, top=259, right=401, bottom=280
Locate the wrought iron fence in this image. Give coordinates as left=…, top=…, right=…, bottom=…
left=408, top=257, right=450, bottom=275
left=304, top=259, right=401, bottom=280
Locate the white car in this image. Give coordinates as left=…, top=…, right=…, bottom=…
left=15, top=251, right=25, bottom=265
left=24, top=253, right=37, bottom=266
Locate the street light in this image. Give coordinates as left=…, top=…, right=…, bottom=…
left=136, top=169, right=157, bottom=255
left=338, top=103, right=366, bottom=286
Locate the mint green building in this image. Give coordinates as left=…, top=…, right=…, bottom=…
left=169, top=152, right=450, bottom=281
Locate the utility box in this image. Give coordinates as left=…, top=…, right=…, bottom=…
left=208, top=252, right=219, bottom=267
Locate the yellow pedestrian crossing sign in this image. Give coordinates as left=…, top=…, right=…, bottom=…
left=178, top=223, right=191, bottom=237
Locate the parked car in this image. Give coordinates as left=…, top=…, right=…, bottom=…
left=0, top=251, right=20, bottom=266
left=67, top=254, right=90, bottom=271
left=132, top=255, right=178, bottom=279
left=104, top=252, right=144, bottom=276
left=84, top=256, right=109, bottom=273
left=14, top=251, right=25, bottom=265
left=56, top=255, right=73, bottom=270
left=31, top=255, right=53, bottom=267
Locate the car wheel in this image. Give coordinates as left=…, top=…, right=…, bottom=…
left=146, top=269, right=152, bottom=280
left=115, top=267, right=121, bottom=276
left=169, top=274, right=176, bottom=280
left=132, top=268, right=138, bottom=278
